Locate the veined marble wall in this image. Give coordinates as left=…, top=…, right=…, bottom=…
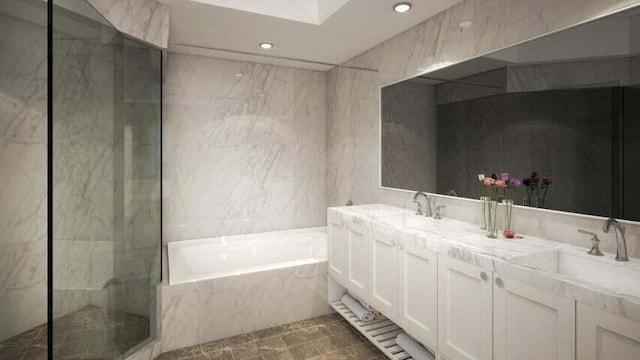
left=86, top=0, right=169, bottom=48
left=0, top=4, right=47, bottom=341
left=163, top=54, right=327, bottom=275
left=327, top=0, right=640, bottom=258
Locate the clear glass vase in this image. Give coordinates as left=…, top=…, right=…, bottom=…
left=486, top=200, right=498, bottom=238
left=480, top=196, right=491, bottom=230
left=503, top=198, right=513, bottom=231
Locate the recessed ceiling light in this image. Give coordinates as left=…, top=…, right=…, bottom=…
left=459, top=20, right=473, bottom=28
left=393, top=2, right=412, bottom=13
left=235, top=73, right=243, bottom=77
left=259, top=42, right=273, bottom=49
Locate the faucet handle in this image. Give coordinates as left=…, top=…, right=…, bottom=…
left=578, top=229, right=604, bottom=256
left=413, top=199, right=423, bottom=216
left=434, top=205, right=446, bottom=220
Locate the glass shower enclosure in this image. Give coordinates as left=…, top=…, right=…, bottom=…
left=53, top=0, right=161, bottom=358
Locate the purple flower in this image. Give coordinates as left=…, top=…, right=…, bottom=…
left=490, top=173, right=498, bottom=180
left=510, top=178, right=523, bottom=187
left=531, top=172, right=538, bottom=180
left=522, top=178, right=532, bottom=186
left=500, top=173, right=509, bottom=182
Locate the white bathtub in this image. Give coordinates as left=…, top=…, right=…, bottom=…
left=163, top=226, right=331, bottom=351
left=167, top=226, right=327, bottom=284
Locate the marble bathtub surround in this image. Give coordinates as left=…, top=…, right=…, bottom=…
left=161, top=261, right=331, bottom=352
left=326, top=0, right=640, bottom=257
left=329, top=204, right=640, bottom=323
left=156, top=313, right=386, bottom=360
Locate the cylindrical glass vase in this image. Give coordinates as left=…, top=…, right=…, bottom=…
left=486, top=200, right=498, bottom=238
left=503, top=198, right=513, bottom=231
left=480, top=196, right=491, bottom=230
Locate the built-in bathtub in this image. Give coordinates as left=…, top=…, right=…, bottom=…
left=162, top=226, right=331, bottom=351
left=168, top=226, right=327, bottom=284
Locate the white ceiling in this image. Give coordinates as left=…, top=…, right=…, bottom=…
left=161, top=0, right=464, bottom=70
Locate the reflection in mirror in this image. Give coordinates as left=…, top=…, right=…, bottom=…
left=381, top=6, right=640, bottom=221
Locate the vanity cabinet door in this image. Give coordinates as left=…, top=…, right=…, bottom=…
left=328, top=217, right=349, bottom=286
left=399, top=242, right=437, bottom=350
left=577, top=303, right=640, bottom=360
left=370, top=229, right=398, bottom=320
left=346, top=222, right=370, bottom=300
left=493, top=275, right=575, bottom=360
left=438, top=256, right=492, bottom=360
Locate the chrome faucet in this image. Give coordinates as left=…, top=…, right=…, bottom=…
left=603, top=218, right=628, bottom=262
left=413, top=192, right=432, bottom=217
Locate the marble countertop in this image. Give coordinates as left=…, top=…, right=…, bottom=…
left=328, top=204, right=640, bottom=322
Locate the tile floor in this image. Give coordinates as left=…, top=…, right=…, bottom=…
left=0, top=305, right=150, bottom=360
left=156, top=313, right=387, bottom=360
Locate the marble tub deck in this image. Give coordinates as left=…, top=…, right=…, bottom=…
left=0, top=305, right=150, bottom=360
left=155, top=313, right=386, bottom=360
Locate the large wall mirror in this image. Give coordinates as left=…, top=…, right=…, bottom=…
left=381, top=6, right=640, bottom=221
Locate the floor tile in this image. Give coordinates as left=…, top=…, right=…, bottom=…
left=252, top=324, right=297, bottom=340
left=312, top=348, right=354, bottom=360
left=262, top=341, right=320, bottom=360
left=200, top=333, right=255, bottom=351
left=154, top=312, right=385, bottom=360
left=345, top=343, right=387, bottom=360
left=231, top=335, right=287, bottom=360
left=280, top=330, right=313, bottom=347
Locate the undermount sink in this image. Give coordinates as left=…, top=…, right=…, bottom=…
left=374, top=214, right=445, bottom=231
left=512, top=248, right=640, bottom=298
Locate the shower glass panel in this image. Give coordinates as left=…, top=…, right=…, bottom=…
left=51, top=0, right=161, bottom=358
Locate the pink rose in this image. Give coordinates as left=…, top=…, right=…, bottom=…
left=495, top=180, right=507, bottom=188
left=484, top=178, right=495, bottom=186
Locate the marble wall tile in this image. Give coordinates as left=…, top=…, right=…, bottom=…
left=163, top=54, right=327, bottom=270
left=0, top=7, right=47, bottom=341
left=86, top=0, right=169, bottom=49
left=161, top=262, right=331, bottom=352
left=326, top=0, right=640, bottom=256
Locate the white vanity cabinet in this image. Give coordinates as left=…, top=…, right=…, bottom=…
left=346, top=222, right=370, bottom=299
left=577, top=303, right=640, bottom=360
left=437, top=256, right=576, bottom=360
left=327, top=216, right=349, bottom=286
left=369, top=229, right=399, bottom=320
left=398, top=242, right=438, bottom=349
left=328, top=208, right=638, bottom=360
left=493, top=274, right=575, bottom=360
left=438, top=256, right=493, bottom=360
left=328, top=215, right=370, bottom=299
